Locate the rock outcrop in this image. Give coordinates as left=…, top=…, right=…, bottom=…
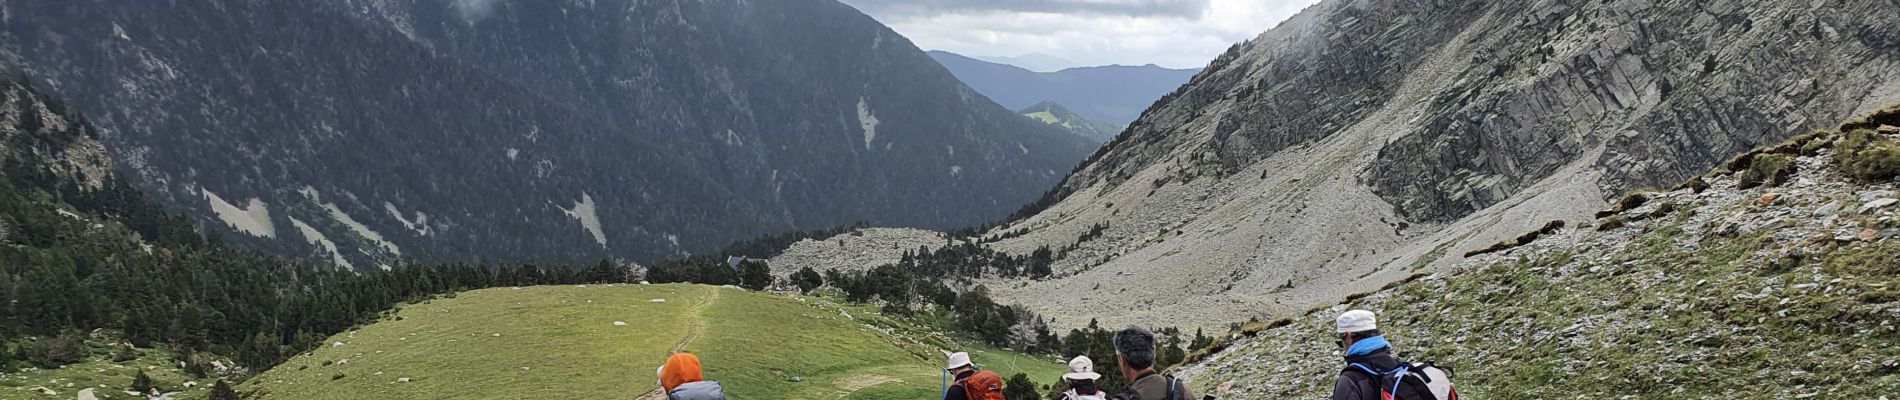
left=766, top=228, right=947, bottom=278
left=974, top=0, right=1900, bottom=331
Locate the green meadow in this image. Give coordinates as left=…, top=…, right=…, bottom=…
left=243, top=284, right=1063, bottom=399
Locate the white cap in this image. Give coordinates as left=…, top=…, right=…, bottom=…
left=944, top=351, right=972, bottom=371
left=1061, top=355, right=1102, bottom=381
left=1336, top=309, right=1377, bottom=333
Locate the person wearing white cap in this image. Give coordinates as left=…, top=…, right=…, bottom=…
left=1330, top=309, right=1396, bottom=400
left=1058, top=355, right=1108, bottom=400
left=941, top=351, right=1004, bottom=400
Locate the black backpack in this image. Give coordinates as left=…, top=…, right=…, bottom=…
left=1343, top=361, right=1458, bottom=400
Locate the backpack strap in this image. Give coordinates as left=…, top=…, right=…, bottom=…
left=1343, top=363, right=1383, bottom=378
left=1165, top=376, right=1178, bottom=400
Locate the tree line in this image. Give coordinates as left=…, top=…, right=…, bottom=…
left=0, top=128, right=636, bottom=376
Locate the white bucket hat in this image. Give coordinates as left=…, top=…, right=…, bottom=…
left=1336, top=309, right=1378, bottom=333
left=943, top=351, right=972, bottom=371
left=1062, top=355, right=1102, bottom=381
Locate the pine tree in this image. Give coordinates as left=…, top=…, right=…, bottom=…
left=791, top=267, right=824, bottom=293
left=0, top=343, right=13, bottom=373
left=208, top=380, right=239, bottom=400
left=737, top=260, right=771, bottom=291
left=131, top=370, right=154, bottom=394
left=1003, top=373, right=1042, bottom=400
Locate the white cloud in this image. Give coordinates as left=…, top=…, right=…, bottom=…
left=840, top=0, right=1321, bottom=69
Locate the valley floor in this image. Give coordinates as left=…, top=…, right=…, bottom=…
left=243, top=284, right=1062, bottom=400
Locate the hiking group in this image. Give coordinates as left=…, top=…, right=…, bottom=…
left=954, top=310, right=1456, bottom=400
left=645, top=309, right=1454, bottom=400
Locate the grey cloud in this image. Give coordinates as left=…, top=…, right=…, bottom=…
left=839, top=0, right=1211, bottom=19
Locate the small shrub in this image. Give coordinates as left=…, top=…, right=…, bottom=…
left=0, top=343, right=14, bottom=372
left=110, top=346, right=139, bottom=363
left=1833, top=129, right=1900, bottom=182
left=1738, top=153, right=1793, bottom=188
left=1597, top=215, right=1628, bottom=231
left=209, top=380, right=240, bottom=400
left=22, top=333, right=86, bottom=368
left=131, top=370, right=154, bottom=394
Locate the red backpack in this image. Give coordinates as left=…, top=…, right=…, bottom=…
left=955, top=370, right=1007, bottom=400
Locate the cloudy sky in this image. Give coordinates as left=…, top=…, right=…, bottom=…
left=837, top=0, right=1323, bottom=71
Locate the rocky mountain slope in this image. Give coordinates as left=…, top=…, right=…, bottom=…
left=1177, top=107, right=1900, bottom=398
left=766, top=227, right=947, bottom=280
left=0, top=0, right=1093, bottom=267
left=1021, top=101, right=1122, bottom=143
left=960, top=0, right=1900, bottom=331
left=928, top=51, right=1201, bottom=125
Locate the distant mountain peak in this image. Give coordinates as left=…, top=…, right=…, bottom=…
left=928, top=50, right=1200, bottom=126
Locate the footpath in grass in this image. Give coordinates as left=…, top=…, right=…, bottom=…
left=246, top=284, right=1063, bottom=399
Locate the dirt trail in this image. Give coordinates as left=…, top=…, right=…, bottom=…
left=637, top=286, right=721, bottom=400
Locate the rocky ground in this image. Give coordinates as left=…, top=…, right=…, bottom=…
left=957, top=0, right=1900, bottom=333
left=766, top=228, right=948, bottom=278
left=1176, top=110, right=1900, bottom=398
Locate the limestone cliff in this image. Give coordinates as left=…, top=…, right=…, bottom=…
left=978, top=0, right=1900, bottom=331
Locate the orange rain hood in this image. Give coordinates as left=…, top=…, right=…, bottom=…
left=659, top=353, right=704, bottom=392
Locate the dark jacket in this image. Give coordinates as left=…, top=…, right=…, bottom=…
left=1115, top=371, right=1195, bottom=400
left=1332, top=347, right=1401, bottom=400
left=943, top=369, right=976, bottom=400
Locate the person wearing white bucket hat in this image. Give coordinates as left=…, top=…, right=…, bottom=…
left=1059, top=355, right=1108, bottom=400
left=941, top=351, right=1005, bottom=400
left=1328, top=309, right=1460, bottom=400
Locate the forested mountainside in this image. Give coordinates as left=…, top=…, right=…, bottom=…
left=929, top=51, right=1201, bottom=125
left=0, top=0, right=1093, bottom=268
left=1180, top=107, right=1900, bottom=398
left=1021, top=101, right=1123, bottom=143
left=944, top=0, right=1900, bottom=331
left=0, top=73, right=637, bottom=389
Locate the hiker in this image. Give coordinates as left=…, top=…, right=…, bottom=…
left=1113, top=327, right=1195, bottom=400
left=1059, top=355, right=1108, bottom=400
left=657, top=353, right=727, bottom=400
left=1331, top=310, right=1457, bottom=400
left=942, top=351, right=1006, bottom=400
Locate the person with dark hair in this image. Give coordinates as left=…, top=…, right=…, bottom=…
left=1059, top=355, right=1108, bottom=400
left=1112, top=326, right=1195, bottom=400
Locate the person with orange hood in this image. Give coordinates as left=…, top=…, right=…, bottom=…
left=657, top=353, right=726, bottom=400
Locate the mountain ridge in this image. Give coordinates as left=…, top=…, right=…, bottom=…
left=937, top=0, right=1900, bottom=332
left=927, top=50, right=1201, bottom=125
left=0, top=0, right=1095, bottom=266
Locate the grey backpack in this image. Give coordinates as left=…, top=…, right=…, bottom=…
left=668, top=380, right=727, bottom=400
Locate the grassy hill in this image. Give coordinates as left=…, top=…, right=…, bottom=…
left=243, top=284, right=1063, bottom=399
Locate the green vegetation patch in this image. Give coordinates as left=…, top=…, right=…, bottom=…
left=1833, top=128, right=1900, bottom=182
left=1361, top=227, right=1900, bottom=398
left=1738, top=153, right=1794, bottom=188
left=245, top=284, right=1061, bottom=400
